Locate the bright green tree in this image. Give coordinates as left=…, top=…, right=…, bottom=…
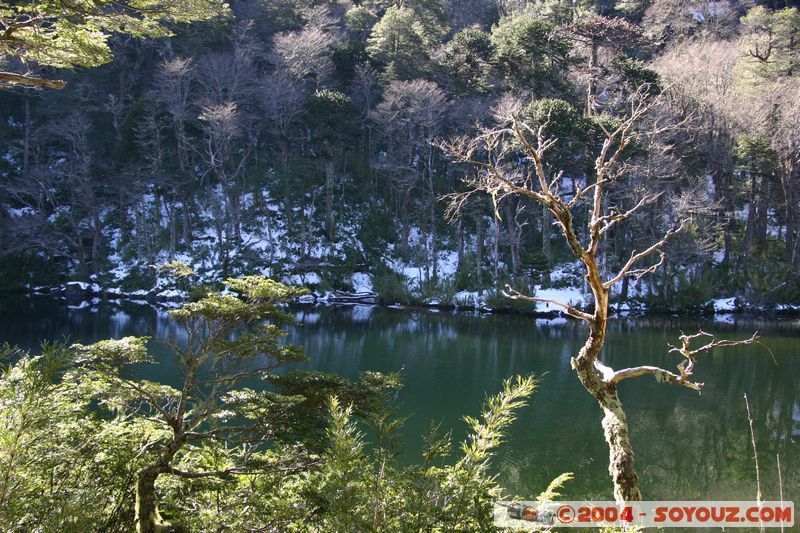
left=518, top=98, right=591, bottom=173
left=739, top=6, right=800, bottom=80
left=0, top=0, right=229, bottom=89
left=71, top=268, right=398, bottom=533
left=345, top=5, right=378, bottom=38
left=436, top=28, right=495, bottom=97
left=366, top=5, right=440, bottom=80
left=490, top=11, right=572, bottom=93
left=310, top=376, right=551, bottom=531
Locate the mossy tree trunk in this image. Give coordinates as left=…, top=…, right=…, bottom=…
left=135, top=466, right=165, bottom=533
left=571, top=282, right=641, bottom=502
left=135, top=435, right=185, bottom=533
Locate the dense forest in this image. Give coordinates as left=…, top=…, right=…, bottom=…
left=0, top=1, right=798, bottom=531
left=1, top=0, right=800, bottom=313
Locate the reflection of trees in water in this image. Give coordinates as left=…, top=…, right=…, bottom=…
left=632, top=350, right=799, bottom=502
left=1, top=298, right=797, bottom=502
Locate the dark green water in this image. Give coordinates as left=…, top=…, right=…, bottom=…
left=1, top=295, right=798, bottom=505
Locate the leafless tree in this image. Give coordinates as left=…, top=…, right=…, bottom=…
left=271, top=27, right=337, bottom=85
left=442, top=86, right=758, bottom=503
left=737, top=77, right=800, bottom=269
left=151, top=57, right=197, bottom=245
left=654, top=38, right=740, bottom=265
left=197, top=101, right=256, bottom=264
left=372, top=79, right=450, bottom=271
left=258, top=70, right=307, bottom=233
left=4, top=111, right=109, bottom=275
left=642, top=0, right=747, bottom=43
left=195, top=21, right=260, bottom=106
left=351, top=62, right=380, bottom=182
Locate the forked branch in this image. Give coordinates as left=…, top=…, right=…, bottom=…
left=604, top=223, right=683, bottom=288
left=594, top=193, right=661, bottom=236
left=608, top=331, right=761, bottom=392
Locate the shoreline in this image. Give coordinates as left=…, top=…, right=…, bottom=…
left=9, top=284, right=800, bottom=320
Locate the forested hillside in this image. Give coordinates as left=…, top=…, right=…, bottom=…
left=2, top=0, right=799, bottom=312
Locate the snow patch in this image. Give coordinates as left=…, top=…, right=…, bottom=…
left=711, top=297, right=737, bottom=312
left=536, top=317, right=568, bottom=326
left=287, top=272, right=321, bottom=286
left=453, top=290, right=483, bottom=308
left=351, top=272, right=373, bottom=293
left=533, top=285, right=584, bottom=312
left=156, top=289, right=187, bottom=299
left=713, top=314, right=735, bottom=324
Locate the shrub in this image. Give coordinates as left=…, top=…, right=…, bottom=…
left=372, top=267, right=414, bottom=305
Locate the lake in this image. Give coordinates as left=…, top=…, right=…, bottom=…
left=1, top=295, right=797, bottom=505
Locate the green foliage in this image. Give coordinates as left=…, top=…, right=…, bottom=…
left=610, top=55, right=661, bottom=93
left=305, top=89, right=359, bottom=147
left=308, top=375, right=543, bottom=532
left=453, top=255, right=477, bottom=291
left=739, top=6, right=800, bottom=80
left=491, top=12, right=572, bottom=92
left=665, top=269, right=720, bottom=312
left=372, top=266, right=414, bottom=305
left=437, top=28, right=495, bottom=97
left=485, top=283, right=539, bottom=313
left=345, top=6, right=378, bottom=34
left=742, top=247, right=800, bottom=306
left=73, top=336, right=152, bottom=366
left=735, top=135, right=779, bottom=178
left=587, top=112, right=644, bottom=158
left=0, top=342, right=148, bottom=531
left=66, top=273, right=400, bottom=530
left=0, top=315, right=559, bottom=531
left=118, top=265, right=157, bottom=292
left=460, top=375, right=536, bottom=464
left=367, top=5, right=438, bottom=80
left=263, top=370, right=404, bottom=445
left=518, top=98, right=591, bottom=175
left=157, top=260, right=195, bottom=279
left=0, top=253, right=62, bottom=291
left=529, top=0, right=597, bottom=25
left=0, top=0, right=228, bottom=83
left=537, top=471, right=575, bottom=504
left=417, top=274, right=458, bottom=305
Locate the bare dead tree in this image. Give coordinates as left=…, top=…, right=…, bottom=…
left=151, top=57, right=197, bottom=246
left=372, top=79, right=450, bottom=261
left=271, top=26, right=338, bottom=86
left=197, top=101, right=256, bottom=260
left=442, top=85, right=759, bottom=503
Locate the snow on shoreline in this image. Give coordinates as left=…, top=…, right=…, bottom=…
left=25, top=257, right=800, bottom=317
left=24, top=283, right=800, bottom=318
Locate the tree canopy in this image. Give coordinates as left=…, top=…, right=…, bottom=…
left=0, top=0, right=229, bottom=88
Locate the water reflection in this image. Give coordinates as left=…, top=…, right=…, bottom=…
left=0, top=295, right=797, bottom=503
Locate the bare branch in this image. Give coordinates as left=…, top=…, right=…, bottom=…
left=604, top=222, right=683, bottom=288
left=609, top=331, right=762, bottom=392
left=595, top=193, right=661, bottom=236
left=668, top=330, right=761, bottom=359
left=502, top=284, right=592, bottom=321
left=0, top=71, right=66, bottom=89
left=609, top=365, right=703, bottom=391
